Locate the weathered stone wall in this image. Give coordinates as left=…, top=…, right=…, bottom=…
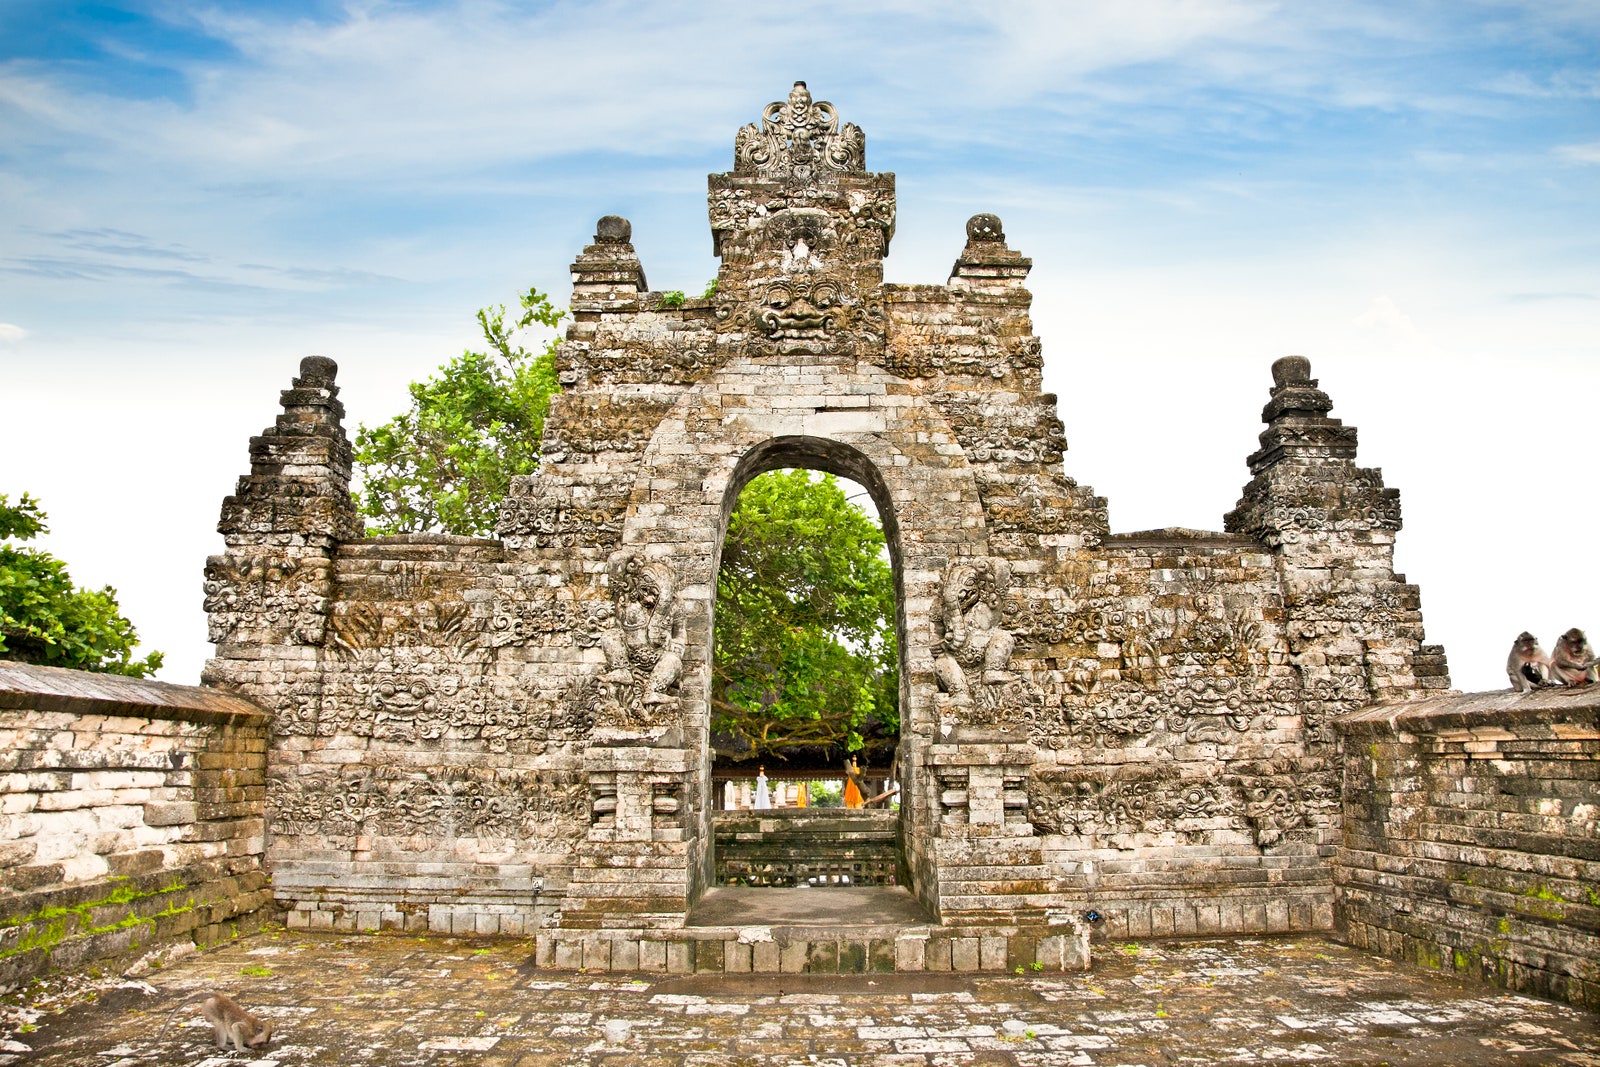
left=204, top=83, right=1452, bottom=944
left=0, top=663, right=270, bottom=990
left=1335, top=689, right=1600, bottom=1010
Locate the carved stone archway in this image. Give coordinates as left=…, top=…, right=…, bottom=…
left=209, top=83, right=1449, bottom=956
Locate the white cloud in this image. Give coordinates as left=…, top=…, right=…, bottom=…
left=0, top=1, right=1503, bottom=184
left=0, top=323, right=27, bottom=343
left=1556, top=141, right=1600, bottom=164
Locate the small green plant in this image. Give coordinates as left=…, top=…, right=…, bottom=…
left=1029, top=961, right=1043, bottom=972
left=702, top=278, right=718, bottom=299
left=17, top=1023, right=36, bottom=1033
left=471, top=948, right=493, bottom=956
left=1120, top=943, right=1139, bottom=955
left=658, top=290, right=686, bottom=308
left=1013, top=965, right=1024, bottom=975
left=1025, top=1030, right=1036, bottom=1039
left=239, top=965, right=272, bottom=977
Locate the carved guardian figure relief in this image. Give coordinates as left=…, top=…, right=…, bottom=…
left=593, top=548, right=684, bottom=726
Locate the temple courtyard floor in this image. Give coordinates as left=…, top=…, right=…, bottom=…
left=2, top=929, right=1596, bottom=1066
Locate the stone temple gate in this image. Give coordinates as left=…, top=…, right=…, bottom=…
left=201, top=84, right=1454, bottom=960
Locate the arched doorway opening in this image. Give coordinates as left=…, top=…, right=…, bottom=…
left=704, top=437, right=911, bottom=897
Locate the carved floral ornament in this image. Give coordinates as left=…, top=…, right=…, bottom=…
left=735, top=81, right=865, bottom=180
left=268, top=766, right=587, bottom=846
left=1025, top=765, right=1338, bottom=851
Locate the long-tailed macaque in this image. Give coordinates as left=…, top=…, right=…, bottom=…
left=1550, top=627, right=1599, bottom=686
left=1507, top=631, right=1552, bottom=692
left=156, top=991, right=273, bottom=1051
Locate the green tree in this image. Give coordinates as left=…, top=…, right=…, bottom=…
left=0, top=494, right=163, bottom=676
left=353, top=287, right=565, bottom=535
left=713, top=470, right=898, bottom=760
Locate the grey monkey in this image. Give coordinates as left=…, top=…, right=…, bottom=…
left=1506, top=631, right=1552, bottom=692
left=1549, top=627, right=1599, bottom=686
left=156, top=991, right=273, bottom=1051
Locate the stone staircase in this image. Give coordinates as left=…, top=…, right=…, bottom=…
left=714, top=809, right=899, bottom=887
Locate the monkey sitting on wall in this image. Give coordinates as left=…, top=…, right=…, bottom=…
left=1550, top=627, right=1599, bottom=686
left=156, top=991, right=273, bottom=1051
left=1507, top=632, right=1553, bottom=692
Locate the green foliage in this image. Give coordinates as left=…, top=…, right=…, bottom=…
left=701, top=278, right=719, bottom=299
left=658, top=290, right=686, bottom=308
left=353, top=287, right=565, bottom=536
left=808, top=780, right=844, bottom=807
left=0, top=495, right=162, bottom=676
left=713, top=470, right=898, bottom=759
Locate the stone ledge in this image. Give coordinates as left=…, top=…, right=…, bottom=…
left=0, top=662, right=268, bottom=728
left=1336, top=686, right=1600, bottom=736
left=1104, top=528, right=1263, bottom=551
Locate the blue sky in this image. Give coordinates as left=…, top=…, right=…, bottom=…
left=2, top=0, right=1597, bottom=689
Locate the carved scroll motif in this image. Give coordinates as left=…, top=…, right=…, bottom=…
left=734, top=81, right=864, bottom=180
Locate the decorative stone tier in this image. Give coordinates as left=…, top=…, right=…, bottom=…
left=0, top=663, right=272, bottom=991
left=714, top=809, right=899, bottom=887
left=1334, top=687, right=1600, bottom=1011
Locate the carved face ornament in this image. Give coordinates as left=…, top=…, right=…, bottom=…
left=759, top=279, right=841, bottom=338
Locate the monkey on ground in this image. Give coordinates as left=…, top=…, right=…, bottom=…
left=155, top=991, right=273, bottom=1051
left=1507, top=631, right=1552, bottom=692
left=1550, top=627, right=1599, bottom=686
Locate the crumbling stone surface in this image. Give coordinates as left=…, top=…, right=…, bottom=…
left=0, top=663, right=272, bottom=991
left=1335, top=686, right=1600, bottom=1011
left=202, top=84, right=1452, bottom=943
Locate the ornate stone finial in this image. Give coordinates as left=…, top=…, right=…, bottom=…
left=1261, top=355, right=1333, bottom=423
left=298, top=355, right=338, bottom=386
left=1271, top=355, right=1311, bottom=389
left=949, top=213, right=1031, bottom=290
left=734, top=81, right=865, bottom=180
left=571, top=216, right=648, bottom=301
left=966, top=214, right=1005, bottom=243
left=595, top=215, right=632, bottom=245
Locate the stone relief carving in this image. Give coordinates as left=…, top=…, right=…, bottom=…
left=734, top=80, right=864, bottom=180
left=543, top=395, right=673, bottom=456
left=563, top=548, right=686, bottom=732
left=883, top=327, right=1042, bottom=382
left=934, top=557, right=1028, bottom=728
left=496, top=481, right=629, bottom=549
left=1027, top=769, right=1240, bottom=844
left=560, top=334, right=717, bottom=387
left=269, top=767, right=587, bottom=846
left=203, top=551, right=328, bottom=645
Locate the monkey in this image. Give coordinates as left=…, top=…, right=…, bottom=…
left=1507, top=631, right=1553, bottom=692
left=155, top=991, right=273, bottom=1052
left=1549, top=627, right=1599, bottom=686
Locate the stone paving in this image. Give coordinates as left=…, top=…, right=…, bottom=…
left=4, top=930, right=1598, bottom=1066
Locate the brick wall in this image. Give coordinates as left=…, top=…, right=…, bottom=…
left=0, top=662, right=271, bottom=990
left=1335, top=688, right=1600, bottom=1010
